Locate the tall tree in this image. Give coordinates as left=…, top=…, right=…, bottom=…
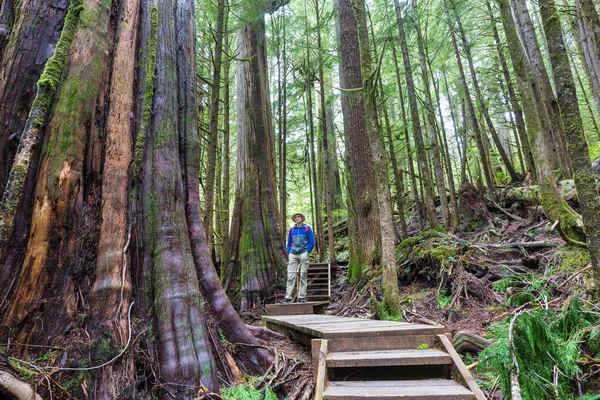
left=394, top=0, right=440, bottom=229
left=510, top=0, right=571, bottom=177
left=575, top=0, right=600, bottom=118
left=204, top=0, right=228, bottom=252
left=445, top=0, right=496, bottom=194
left=355, top=0, right=400, bottom=314
left=227, top=0, right=288, bottom=309
left=410, top=0, right=451, bottom=227
left=539, top=0, right=600, bottom=275
left=0, top=0, right=271, bottom=397
left=451, top=0, right=520, bottom=183
left=335, top=0, right=380, bottom=281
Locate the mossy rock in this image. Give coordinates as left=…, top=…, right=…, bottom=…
left=396, top=231, right=461, bottom=282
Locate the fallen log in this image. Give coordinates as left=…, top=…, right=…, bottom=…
left=453, top=330, right=492, bottom=354
left=501, top=179, right=600, bottom=206
left=0, top=370, right=42, bottom=400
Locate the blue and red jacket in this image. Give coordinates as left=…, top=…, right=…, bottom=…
left=287, top=223, right=315, bottom=255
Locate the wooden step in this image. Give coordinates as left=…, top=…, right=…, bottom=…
left=327, top=349, right=452, bottom=368
left=323, top=379, right=475, bottom=400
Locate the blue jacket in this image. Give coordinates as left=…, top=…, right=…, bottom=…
left=287, top=223, right=315, bottom=255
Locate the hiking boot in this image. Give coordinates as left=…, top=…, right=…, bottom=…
left=299, top=298, right=306, bottom=303
left=280, top=297, right=292, bottom=304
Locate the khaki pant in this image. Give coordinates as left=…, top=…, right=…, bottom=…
left=285, top=251, right=310, bottom=299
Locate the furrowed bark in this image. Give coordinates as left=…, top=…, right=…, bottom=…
left=355, top=0, right=400, bottom=314
left=229, top=5, right=287, bottom=309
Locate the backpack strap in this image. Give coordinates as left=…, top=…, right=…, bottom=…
left=305, top=225, right=309, bottom=234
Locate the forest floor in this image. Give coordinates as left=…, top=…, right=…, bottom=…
left=246, top=192, right=599, bottom=399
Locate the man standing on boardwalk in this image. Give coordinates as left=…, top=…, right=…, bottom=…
left=280, top=212, right=315, bottom=303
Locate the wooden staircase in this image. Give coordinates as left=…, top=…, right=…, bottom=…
left=304, top=262, right=332, bottom=302
left=312, top=334, right=485, bottom=400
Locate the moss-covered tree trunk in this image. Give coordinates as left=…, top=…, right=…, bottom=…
left=394, top=0, right=440, bottom=229
left=334, top=0, right=380, bottom=282
left=354, top=0, right=400, bottom=314
left=227, top=1, right=288, bottom=310
left=0, top=0, right=271, bottom=397
left=539, top=0, right=600, bottom=273
left=510, top=0, right=571, bottom=178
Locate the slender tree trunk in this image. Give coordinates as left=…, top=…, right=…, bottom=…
left=335, top=0, right=380, bottom=282
left=304, top=32, right=325, bottom=262
left=487, top=0, right=536, bottom=180
left=442, top=66, right=467, bottom=188
left=445, top=0, right=496, bottom=195
left=575, top=65, right=600, bottom=142
left=432, top=76, right=459, bottom=230
left=280, top=7, right=288, bottom=234
left=410, top=0, right=450, bottom=228
left=394, top=0, right=440, bottom=229
left=315, top=0, right=336, bottom=265
left=220, top=32, right=232, bottom=280
left=204, top=0, right=227, bottom=252
left=539, top=0, right=600, bottom=274
left=392, top=46, right=421, bottom=229
left=451, top=0, right=520, bottom=183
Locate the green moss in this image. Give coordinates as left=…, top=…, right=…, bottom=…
left=8, top=359, right=37, bottom=381
left=37, top=0, right=84, bottom=91
left=132, top=7, right=159, bottom=181
left=416, top=343, right=430, bottom=350
left=93, top=337, right=114, bottom=364
left=554, top=246, right=591, bottom=272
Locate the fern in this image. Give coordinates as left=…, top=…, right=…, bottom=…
left=479, top=298, right=600, bottom=399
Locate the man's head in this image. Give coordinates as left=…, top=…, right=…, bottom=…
left=291, top=212, right=305, bottom=224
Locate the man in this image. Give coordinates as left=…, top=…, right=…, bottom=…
left=280, top=212, right=315, bottom=303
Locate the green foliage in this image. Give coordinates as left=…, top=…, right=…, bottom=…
left=437, top=289, right=453, bottom=309
left=375, top=300, right=403, bottom=321
left=8, top=359, right=37, bottom=381
left=221, top=381, right=278, bottom=400
left=479, top=298, right=600, bottom=399
left=416, top=343, right=430, bottom=350
left=492, top=272, right=552, bottom=307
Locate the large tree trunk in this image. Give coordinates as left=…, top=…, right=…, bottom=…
left=394, top=0, right=440, bottom=229
left=355, top=0, right=400, bottom=315
left=228, top=8, right=287, bottom=310
left=539, top=0, right=600, bottom=274
left=510, top=0, right=571, bottom=178
left=0, top=1, right=270, bottom=397
left=335, top=0, right=380, bottom=282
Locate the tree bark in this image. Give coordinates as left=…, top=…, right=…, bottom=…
left=539, top=0, right=600, bottom=274
left=0, top=0, right=271, bottom=397
left=355, top=0, right=400, bottom=315
left=510, top=0, right=571, bottom=177
left=576, top=0, right=600, bottom=118
left=335, top=0, right=380, bottom=281
left=228, top=9, right=287, bottom=310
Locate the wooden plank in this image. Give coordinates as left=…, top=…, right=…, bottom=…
left=323, top=379, right=475, bottom=399
left=326, top=349, right=452, bottom=368
left=327, top=335, right=436, bottom=352
left=313, top=339, right=328, bottom=400
left=436, top=335, right=486, bottom=400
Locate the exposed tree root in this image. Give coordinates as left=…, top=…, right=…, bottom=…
left=0, top=370, right=42, bottom=400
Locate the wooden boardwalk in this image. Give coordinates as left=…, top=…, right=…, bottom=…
left=263, top=314, right=486, bottom=400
